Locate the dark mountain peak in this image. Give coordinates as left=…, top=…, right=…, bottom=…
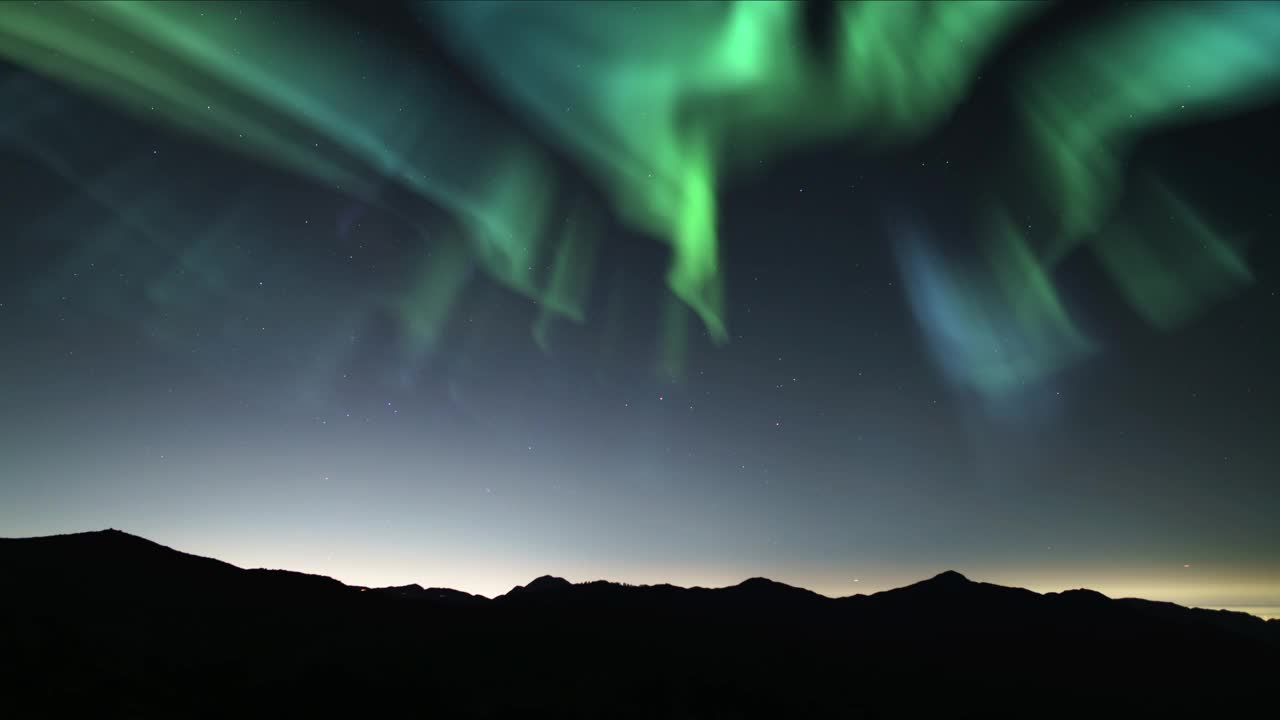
left=4, top=528, right=189, bottom=559
left=929, top=570, right=970, bottom=584
left=1054, top=588, right=1110, bottom=602
left=512, top=575, right=573, bottom=594
left=528, top=574, right=571, bottom=589
left=730, top=577, right=813, bottom=596
left=55, top=528, right=155, bottom=545
left=0, top=528, right=363, bottom=607
left=873, top=570, right=980, bottom=601
left=737, top=576, right=786, bottom=588
left=723, top=577, right=826, bottom=608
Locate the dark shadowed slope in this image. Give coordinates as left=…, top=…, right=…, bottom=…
left=0, top=529, right=351, bottom=606
left=2, top=530, right=1277, bottom=719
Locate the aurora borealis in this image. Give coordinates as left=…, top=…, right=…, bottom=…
left=1, top=1, right=1278, bottom=615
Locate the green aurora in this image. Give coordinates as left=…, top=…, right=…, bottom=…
left=2, top=0, right=1276, bottom=394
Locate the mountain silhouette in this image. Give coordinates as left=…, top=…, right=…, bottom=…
left=2, top=530, right=1276, bottom=718
left=507, top=574, right=575, bottom=594
left=366, top=583, right=488, bottom=607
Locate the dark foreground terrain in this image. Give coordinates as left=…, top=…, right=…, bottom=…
left=2, top=530, right=1276, bottom=718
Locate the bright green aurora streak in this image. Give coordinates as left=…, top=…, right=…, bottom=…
left=2, top=1, right=1275, bottom=395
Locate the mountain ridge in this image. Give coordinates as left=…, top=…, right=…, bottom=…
left=4, top=528, right=1277, bottom=717
left=3, top=529, right=1274, bottom=627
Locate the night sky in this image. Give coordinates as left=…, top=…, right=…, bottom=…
left=2, top=2, right=1278, bottom=616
